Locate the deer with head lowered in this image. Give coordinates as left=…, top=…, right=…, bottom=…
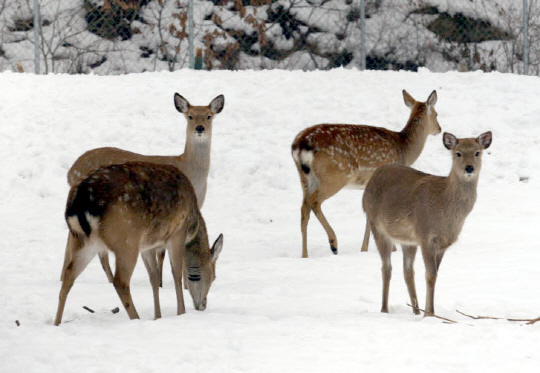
left=291, top=90, right=440, bottom=258
left=55, top=162, right=224, bottom=326
left=362, top=131, right=492, bottom=316
left=63, top=93, right=225, bottom=284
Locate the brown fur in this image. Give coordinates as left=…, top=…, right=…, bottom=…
left=362, top=131, right=492, bottom=316
left=63, top=94, right=224, bottom=284
left=54, top=162, right=223, bottom=326
left=291, top=90, right=440, bottom=258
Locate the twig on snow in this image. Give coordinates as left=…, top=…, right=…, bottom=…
left=406, top=303, right=459, bottom=324
left=456, top=310, right=540, bottom=324
left=82, top=306, right=95, bottom=313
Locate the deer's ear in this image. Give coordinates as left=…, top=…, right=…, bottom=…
left=477, top=131, right=492, bottom=149
left=210, top=95, right=225, bottom=114
left=210, top=234, right=223, bottom=263
left=174, top=93, right=190, bottom=113
left=403, top=90, right=415, bottom=109
left=443, top=132, right=457, bottom=150
left=426, top=90, right=437, bottom=107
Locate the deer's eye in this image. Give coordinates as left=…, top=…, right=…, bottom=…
left=456, top=152, right=462, bottom=157
left=475, top=151, right=480, bottom=156
left=188, top=116, right=193, bottom=120
left=207, top=115, right=212, bottom=120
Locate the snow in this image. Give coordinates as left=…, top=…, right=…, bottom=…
left=3, top=0, right=531, bottom=74
left=1, top=68, right=540, bottom=372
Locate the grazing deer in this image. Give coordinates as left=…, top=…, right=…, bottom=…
left=291, top=90, right=440, bottom=258
left=63, top=93, right=225, bottom=284
left=362, top=131, right=492, bottom=316
left=55, top=162, right=224, bottom=326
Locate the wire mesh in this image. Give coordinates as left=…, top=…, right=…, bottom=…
left=0, top=0, right=537, bottom=75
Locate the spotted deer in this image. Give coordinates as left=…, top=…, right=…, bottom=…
left=55, top=162, right=224, bottom=326
left=291, top=90, right=440, bottom=258
left=63, top=93, right=225, bottom=285
left=363, top=131, right=492, bottom=316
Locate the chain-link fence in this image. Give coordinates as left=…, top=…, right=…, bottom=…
left=0, top=0, right=537, bottom=75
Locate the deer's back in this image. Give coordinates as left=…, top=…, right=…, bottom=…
left=293, top=124, right=406, bottom=188
left=294, top=124, right=404, bottom=165
left=68, top=147, right=180, bottom=186
left=69, top=162, right=199, bottom=250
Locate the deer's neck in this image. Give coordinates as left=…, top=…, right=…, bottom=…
left=444, top=173, right=479, bottom=218
left=399, top=117, right=430, bottom=166
left=185, top=214, right=210, bottom=262
left=179, top=138, right=211, bottom=179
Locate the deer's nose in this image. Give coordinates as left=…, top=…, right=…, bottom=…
left=465, top=165, right=474, bottom=174
left=196, top=125, right=205, bottom=134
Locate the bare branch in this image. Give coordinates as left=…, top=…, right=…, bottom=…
left=82, top=306, right=95, bottom=313
left=406, top=303, right=460, bottom=324
left=457, top=309, right=540, bottom=324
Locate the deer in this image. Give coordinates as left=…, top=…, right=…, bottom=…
left=291, top=90, right=440, bottom=258
left=362, top=131, right=492, bottom=316
left=62, top=93, right=225, bottom=285
left=55, top=162, right=224, bottom=326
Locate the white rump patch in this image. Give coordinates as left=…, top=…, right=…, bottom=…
left=291, top=148, right=301, bottom=164
left=67, top=215, right=84, bottom=236
left=293, top=148, right=319, bottom=194
left=86, top=214, right=100, bottom=232
left=67, top=213, right=100, bottom=236
left=294, top=149, right=314, bottom=167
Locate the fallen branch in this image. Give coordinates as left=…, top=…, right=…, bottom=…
left=457, top=310, right=540, bottom=324
left=82, top=306, right=95, bottom=313
left=406, top=304, right=459, bottom=324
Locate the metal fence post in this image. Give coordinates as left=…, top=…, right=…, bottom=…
left=359, top=0, right=366, bottom=70
left=33, top=0, right=41, bottom=74
left=523, top=0, right=529, bottom=75
left=188, top=0, right=194, bottom=69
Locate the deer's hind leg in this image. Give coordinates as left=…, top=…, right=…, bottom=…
left=55, top=233, right=98, bottom=326
left=98, top=252, right=114, bottom=283
left=300, top=194, right=312, bottom=258
left=402, top=245, right=420, bottom=315
left=371, top=226, right=394, bottom=313
left=360, top=217, right=397, bottom=253
left=295, top=166, right=313, bottom=259
left=167, top=230, right=187, bottom=316
left=142, top=250, right=162, bottom=320
left=156, top=248, right=166, bottom=288
left=111, top=243, right=140, bottom=320
left=306, top=171, right=350, bottom=256
left=360, top=218, right=371, bottom=252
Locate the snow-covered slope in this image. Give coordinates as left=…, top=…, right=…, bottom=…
left=0, top=0, right=534, bottom=74
left=1, top=69, right=539, bottom=372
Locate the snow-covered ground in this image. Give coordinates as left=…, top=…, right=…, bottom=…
left=1, top=69, right=539, bottom=372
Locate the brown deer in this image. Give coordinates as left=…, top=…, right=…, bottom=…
left=291, top=90, right=440, bottom=258
left=55, top=162, right=224, bottom=326
left=63, top=93, right=225, bottom=284
left=362, top=131, right=492, bottom=316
